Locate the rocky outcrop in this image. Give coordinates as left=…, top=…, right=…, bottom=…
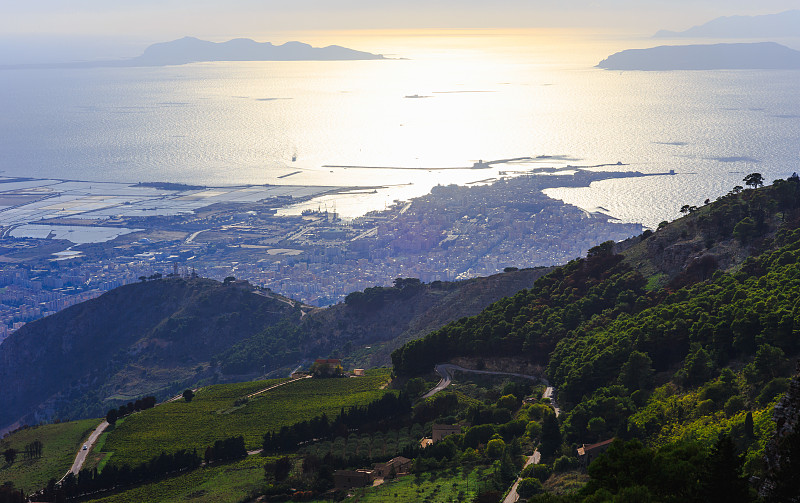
left=760, top=360, right=800, bottom=501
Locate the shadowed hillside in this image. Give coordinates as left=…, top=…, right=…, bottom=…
left=0, top=277, right=302, bottom=431
left=0, top=268, right=551, bottom=431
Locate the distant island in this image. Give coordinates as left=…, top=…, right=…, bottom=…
left=654, top=9, right=800, bottom=39
left=597, top=42, right=800, bottom=71
left=1, top=37, right=386, bottom=69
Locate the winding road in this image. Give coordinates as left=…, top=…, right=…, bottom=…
left=421, top=363, right=560, bottom=503
left=422, top=363, right=544, bottom=399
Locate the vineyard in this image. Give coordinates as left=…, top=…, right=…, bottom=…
left=0, top=418, right=99, bottom=493
left=100, top=370, right=393, bottom=467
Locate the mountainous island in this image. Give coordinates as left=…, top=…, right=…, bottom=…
left=654, top=9, right=800, bottom=39
left=597, top=42, right=800, bottom=70
left=1, top=174, right=799, bottom=502
left=1, top=37, right=386, bottom=69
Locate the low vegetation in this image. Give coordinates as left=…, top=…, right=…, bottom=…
left=0, top=419, right=98, bottom=493
left=100, top=370, right=391, bottom=468
left=83, top=456, right=270, bottom=503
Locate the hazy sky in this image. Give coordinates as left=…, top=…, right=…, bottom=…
left=2, top=1, right=798, bottom=62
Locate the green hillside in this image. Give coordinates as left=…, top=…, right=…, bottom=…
left=0, top=266, right=548, bottom=433
left=84, top=456, right=270, bottom=503
left=9, top=176, right=800, bottom=502
left=100, top=370, right=392, bottom=468
left=0, top=277, right=304, bottom=430
left=0, top=419, right=98, bottom=493
left=392, top=175, right=800, bottom=499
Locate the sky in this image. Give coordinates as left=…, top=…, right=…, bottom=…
left=2, top=0, right=799, bottom=63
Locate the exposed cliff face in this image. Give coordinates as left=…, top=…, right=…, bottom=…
left=760, top=360, right=800, bottom=501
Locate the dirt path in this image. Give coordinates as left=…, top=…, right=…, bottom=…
left=245, top=375, right=311, bottom=399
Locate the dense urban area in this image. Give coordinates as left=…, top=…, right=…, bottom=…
left=0, top=168, right=651, bottom=342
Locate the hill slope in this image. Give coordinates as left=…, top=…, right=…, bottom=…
left=654, top=10, right=800, bottom=39
left=0, top=278, right=301, bottom=431
left=392, top=175, right=800, bottom=495
left=0, top=268, right=550, bottom=432
left=394, top=175, right=800, bottom=377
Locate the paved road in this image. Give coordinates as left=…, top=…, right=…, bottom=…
left=59, top=376, right=309, bottom=483
left=543, top=386, right=561, bottom=417
left=422, top=363, right=543, bottom=399
left=503, top=450, right=541, bottom=503
left=61, top=420, right=109, bottom=481
left=422, top=363, right=559, bottom=503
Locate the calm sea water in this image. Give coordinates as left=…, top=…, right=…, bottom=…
left=1, top=31, right=799, bottom=229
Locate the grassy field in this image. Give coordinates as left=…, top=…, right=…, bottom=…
left=101, top=370, right=393, bottom=468
left=338, top=466, right=487, bottom=503
left=0, top=418, right=100, bottom=492
left=85, top=455, right=270, bottom=503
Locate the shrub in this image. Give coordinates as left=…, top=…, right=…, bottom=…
left=723, top=396, right=745, bottom=417
left=532, top=463, right=552, bottom=482
left=517, top=477, right=543, bottom=498
left=553, top=455, right=578, bottom=472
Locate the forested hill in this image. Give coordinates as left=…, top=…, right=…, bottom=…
left=215, top=267, right=552, bottom=373
left=0, top=277, right=301, bottom=431
left=393, top=174, right=800, bottom=379
left=392, top=174, right=800, bottom=497
left=0, top=267, right=550, bottom=431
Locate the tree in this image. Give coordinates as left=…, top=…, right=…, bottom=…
left=744, top=344, right=788, bottom=385
left=404, top=377, right=427, bottom=399
left=182, top=389, right=195, bottom=402
left=274, top=456, right=292, bottom=482
left=588, top=417, right=607, bottom=440
left=744, top=412, right=754, bottom=438
left=677, top=343, right=714, bottom=387
left=3, top=448, right=17, bottom=465
left=733, top=217, right=757, bottom=244
left=496, top=394, right=518, bottom=411
left=743, top=173, right=764, bottom=189
left=223, top=276, right=236, bottom=285
left=486, top=438, right=506, bottom=459
left=106, top=408, right=118, bottom=425
left=540, top=410, right=562, bottom=458
left=25, top=440, right=43, bottom=459
left=526, top=420, right=542, bottom=440
left=703, top=435, right=751, bottom=503
left=618, top=351, right=654, bottom=392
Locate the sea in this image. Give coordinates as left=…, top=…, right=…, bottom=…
left=1, top=29, right=799, bottom=229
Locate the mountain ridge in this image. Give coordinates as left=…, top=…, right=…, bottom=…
left=597, top=42, right=800, bottom=71
left=654, top=10, right=800, bottom=39
left=0, top=36, right=386, bottom=69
